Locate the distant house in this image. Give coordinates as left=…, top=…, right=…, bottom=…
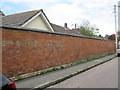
left=108, top=34, right=115, bottom=40
left=51, top=23, right=83, bottom=36
left=2, top=9, right=83, bottom=36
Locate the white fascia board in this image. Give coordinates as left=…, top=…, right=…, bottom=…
left=21, top=12, right=41, bottom=27
left=20, top=11, right=54, bottom=32
left=41, top=13, right=54, bottom=32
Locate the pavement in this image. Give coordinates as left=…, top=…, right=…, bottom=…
left=14, top=54, right=116, bottom=89
left=49, top=57, right=118, bottom=88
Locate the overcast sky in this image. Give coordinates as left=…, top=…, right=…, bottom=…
left=1, top=0, right=120, bottom=36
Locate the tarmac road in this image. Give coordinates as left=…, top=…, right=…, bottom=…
left=49, top=57, right=118, bottom=88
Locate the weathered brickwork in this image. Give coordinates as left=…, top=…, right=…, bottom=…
left=2, top=28, right=115, bottom=77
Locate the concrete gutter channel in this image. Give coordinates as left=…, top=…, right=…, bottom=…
left=14, top=54, right=116, bottom=90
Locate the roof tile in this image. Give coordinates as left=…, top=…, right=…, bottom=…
left=51, top=23, right=83, bottom=36
left=2, top=10, right=40, bottom=26
left=2, top=9, right=83, bottom=36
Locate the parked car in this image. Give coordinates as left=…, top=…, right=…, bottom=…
left=0, top=72, right=16, bottom=90
left=117, top=41, right=120, bottom=57
left=117, top=49, right=120, bottom=56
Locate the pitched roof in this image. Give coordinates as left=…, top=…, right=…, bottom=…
left=2, top=9, right=83, bottom=36
left=0, top=10, right=5, bottom=16
left=2, top=10, right=41, bottom=26
left=51, top=23, right=83, bottom=36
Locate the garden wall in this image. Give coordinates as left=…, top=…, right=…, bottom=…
left=1, top=26, right=115, bottom=77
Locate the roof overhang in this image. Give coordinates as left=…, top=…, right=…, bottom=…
left=20, top=10, right=54, bottom=32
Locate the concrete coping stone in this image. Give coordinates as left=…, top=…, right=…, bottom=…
left=0, top=25, right=114, bottom=42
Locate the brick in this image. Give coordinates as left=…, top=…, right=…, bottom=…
left=2, top=28, right=115, bottom=77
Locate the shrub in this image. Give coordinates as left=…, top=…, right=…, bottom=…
left=60, top=66, right=64, bottom=69
left=52, top=68, right=57, bottom=71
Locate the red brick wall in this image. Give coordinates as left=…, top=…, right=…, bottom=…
left=2, top=28, right=115, bottom=77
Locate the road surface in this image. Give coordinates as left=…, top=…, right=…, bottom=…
left=49, top=57, right=118, bottom=88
